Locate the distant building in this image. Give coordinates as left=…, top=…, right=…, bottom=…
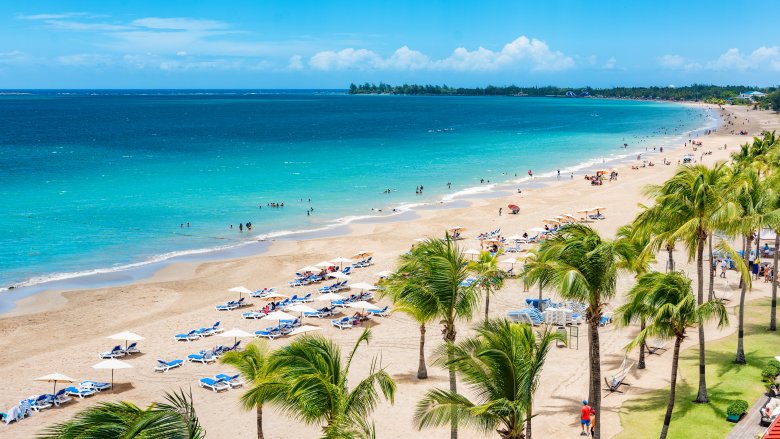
left=738, top=90, right=767, bottom=100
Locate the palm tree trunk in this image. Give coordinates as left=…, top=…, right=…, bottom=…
left=538, top=284, right=543, bottom=305
left=695, top=236, right=709, bottom=403
left=708, top=234, right=715, bottom=302
left=667, top=245, right=675, bottom=272
left=638, top=319, right=646, bottom=369
left=525, top=404, right=532, bottom=439
left=659, top=336, right=683, bottom=439
left=485, top=287, right=490, bottom=320
left=736, top=235, right=752, bottom=364
left=589, top=316, right=602, bottom=439
left=771, top=232, right=779, bottom=331
left=417, top=323, right=428, bottom=379
left=257, top=406, right=264, bottom=439
left=445, top=325, right=458, bottom=439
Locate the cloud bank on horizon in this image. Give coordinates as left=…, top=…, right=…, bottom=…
left=2, top=1, right=780, bottom=88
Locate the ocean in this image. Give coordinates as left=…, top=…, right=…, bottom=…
left=0, top=91, right=715, bottom=295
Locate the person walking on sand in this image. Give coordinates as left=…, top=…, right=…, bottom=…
left=498, top=207, right=502, bottom=216
left=580, top=400, right=592, bottom=436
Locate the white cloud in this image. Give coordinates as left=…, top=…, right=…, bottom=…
left=287, top=55, right=304, bottom=71
left=0, top=50, right=31, bottom=65
left=308, top=36, right=574, bottom=72
left=660, top=47, right=780, bottom=72
left=603, top=57, right=617, bottom=69
left=57, top=53, right=113, bottom=67
left=130, top=17, right=230, bottom=31
left=18, top=12, right=103, bottom=20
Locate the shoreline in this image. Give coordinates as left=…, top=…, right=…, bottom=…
left=1, top=103, right=777, bottom=439
left=0, top=100, right=717, bottom=314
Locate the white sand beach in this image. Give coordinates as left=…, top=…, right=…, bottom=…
left=1, top=103, right=779, bottom=438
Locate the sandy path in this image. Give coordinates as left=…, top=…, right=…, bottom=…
left=1, top=103, right=777, bottom=438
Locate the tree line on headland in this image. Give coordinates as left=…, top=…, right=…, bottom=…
left=348, top=82, right=780, bottom=109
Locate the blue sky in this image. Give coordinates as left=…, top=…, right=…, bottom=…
left=1, top=0, right=779, bottom=88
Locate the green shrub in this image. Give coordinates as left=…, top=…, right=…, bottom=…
left=768, top=359, right=780, bottom=371
left=762, top=363, right=780, bottom=382
left=726, top=400, right=749, bottom=417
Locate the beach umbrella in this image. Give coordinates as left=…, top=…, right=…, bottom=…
left=592, top=206, right=606, bottom=211
left=506, top=234, right=525, bottom=241
left=228, top=286, right=253, bottom=300
left=286, top=304, right=318, bottom=319
left=92, top=359, right=132, bottom=393
left=289, top=325, right=322, bottom=336
left=330, top=257, right=353, bottom=269
left=351, top=251, right=373, bottom=259
left=350, top=282, right=377, bottom=292
left=258, top=292, right=288, bottom=301
left=346, top=301, right=381, bottom=311
left=414, top=238, right=427, bottom=242
left=375, top=270, right=394, bottom=278
left=299, top=266, right=321, bottom=273
left=464, top=249, right=481, bottom=259
left=448, top=226, right=465, bottom=231
left=328, top=271, right=351, bottom=280
left=543, top=218, right=560, bottom=224
left=576, top=209, right=592, bottom=214
left=107, top=331, right=145, bottom=351
left=262, top=310, right=297, bottom=321
left=317, top=292, right=345, bottom=306
left=528, top=227, right=547, bottom=233
left=34, top=373, right=75, bottom=395
left=315, top=261, right=335, bottom=268
left=218, top=328, right=253, bottom=345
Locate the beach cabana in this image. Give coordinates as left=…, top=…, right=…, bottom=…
left=34, top=373, right=75, bottom=396
left=92, top=359, right=132, bottom=393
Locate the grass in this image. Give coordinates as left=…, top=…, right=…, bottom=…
left=615, top=298, right=778, bottom=439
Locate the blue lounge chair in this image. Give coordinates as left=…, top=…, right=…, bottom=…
left=28, top=394, right=53, bottom=412
left=187, top=351, right=216, bottom=364
left=242, top=311, right=264, bottom=319
left=125, top=342, right=140, bottom=354
left=52, top=388, right=73, bottom=406
left=215, top=373, right=244, bottom=388
left=211, top=321, right=224, bottom=333
left=64, top=386, right=96, bottom=398
left=304, top=308, right=331, bottom=318
left=255, top=328, right=280, bottom=340
left=80, top=381, right=111, bottom=392
left=215, top=300, right=239, bottom=311
left=98, top=345, right=126, bottom=359
left=196, top=326, right=215, bottom=337
left=368, top=305, right=390, bottom=317
left=155, top=359, right=184, bottom=372
left=174, top=329, right=201, bottom=341
left=199, top=377, right=229, bottom=392
left=331, top=317, right=354, bottom=330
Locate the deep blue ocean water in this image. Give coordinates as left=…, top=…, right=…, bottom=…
left=0, top=91, right=713, bottom=289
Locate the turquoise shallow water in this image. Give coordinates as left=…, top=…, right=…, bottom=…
left=0, top=91, right=713, bottom=290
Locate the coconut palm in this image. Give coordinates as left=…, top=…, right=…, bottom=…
left=770, top=174, right=780, bottom=331
left=415, top=319, right=564, bottom=439
left=641, top=162, right=731, bottom=403
left=520, top=249, right=556, bottom=305
left=531, top=224, right=623, bottom=439
left=219, top=340, right=287, bottom=439
left=39, top=389, right=203, bottom=439
left=632, top=202, right=682, bottom=273
left=616, top=272, right=727, bottom=439
left=386, top=236, right=479, bottom=439
left=469, top=250, right=505, bottom=319
left=271, top=329, right=395, bottom=439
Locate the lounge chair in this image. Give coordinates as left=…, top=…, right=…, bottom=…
left=199, top=377, right=229, bottom=392
left=215, top=373, right=244, bottom=388
left=242, top=311, right=264, bottom=319
left=331, top=317, right=354, bottom=330
left=80, top=381, right=111, bottom=392
left=304, top=308, right=332, bottom=318
left=215, top=298, right=244, bottom=311
left=368, top=305, right=390, bottom=317
left=52, top=388, right=73, bottom=406
left=187, top=351, right=216, bottom=364
left=291, top=293, right=312, bottom=303
left=604, top=359, right=634, bottom=395
left=196, top=326, right=215, bottom=337
left=64, top=386, right=96, bottom=399
left=155, top=359, right=184, bottom=372
left=255, top=328, right=280, bottom=340
left=125, top=342, right=140, bottom=354
left=174, top=329, right=201, bottom=341
left=98, top=345, right=126, bottom=359
left=28, top=394, right=53, bottom=412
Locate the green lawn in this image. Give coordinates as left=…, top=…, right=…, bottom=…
left=616, top=298, right=779, bottom=439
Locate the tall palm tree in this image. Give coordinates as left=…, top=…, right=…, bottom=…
left=469, top=250, right=505, bottom=319
left=415, top=319, right=564, bottom=439
left=219, top=341, right=287, bottom=439
left=387, top=236, right=479, bottom=439
left=271, top=329, right=395, bottom=439
left=39, top=390, right=203, bottom=439
left=520, top=249, right=556, bottom=305
left=633, top=202, right=682, bottom=273
left=641, top=163, right=730, bottom=403
left=616, top=272, right=727, bottom=439
left=531, top=224, right=622, bottom=439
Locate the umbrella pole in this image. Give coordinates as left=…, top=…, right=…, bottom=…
left=111, top=370, right=114, bottom=393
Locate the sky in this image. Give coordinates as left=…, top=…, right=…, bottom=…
left=1, top=0, right=779, bottom=89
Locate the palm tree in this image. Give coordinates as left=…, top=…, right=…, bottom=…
left=616, top=272, right=727, bottom=439
left=641, top=163, right=730, bottom=403
left=632, top=202, right=682, bottom=273
left=386, top=236, right=479, bottom=439
left=520, top=249, right=556, bottom=305
left=769, top=174, right=780, bottom=331
left=531, top=224, right=622, bottom=439
left=39, top=390, right=203, bottom=439
left=219, top=341, right=287, bottom=439
left=415, top=319, right=564, bottom=439
left=271, top=329, right=395, bottom=438
left=469, top=250, right=505, bottom=319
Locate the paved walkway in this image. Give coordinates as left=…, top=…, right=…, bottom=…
left=727, top=396, right=768, bottom=439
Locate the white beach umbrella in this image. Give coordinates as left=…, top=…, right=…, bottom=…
left=228, top=286, right=253, bottom=300
left=34, top=373, right=75, bottom=395
left=464, top=249, right=481, bottom=255
left=258, top=292, right=288, bottom=301
left=414, top=238, right=427, bottom=242
left=528, top=227, right=547, bottom=233
left=576, top=208, right=592, bottom=214
left=287, top=304, right=318, bottom=314
left=500, top=257, right=520, bottom=264
left=592, top=206, right=606, bottom=211
left=92, top=359, right=132, bottom=392
left=543, top=218, right=561, bottom=224
left=328, top=271, right=351, bottom=280
left=331, top=257, right=353, bottom=270
left=107, top=331, right=145, bottom=351
left=317, top=292, right=345, bottom=301
left=448, top=226, right=465, bottom=231
left=299, top=266, right=322, bottom=273
left=351, top=251, right=373, bottom=259
left=315, top=261, right=335, bottom=268
left=218, top=328, right=253, bottom=345
left=262, top=311, right=297, bottom=322
left=375, top=270, right=394, bottom=278
left=350, top=282, right=377, bottom=292
left=506, top=234, right=525, bottom=241
left=346, top=301, right=381, bottom=311
left=289, top=325, right=322, bottom=336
